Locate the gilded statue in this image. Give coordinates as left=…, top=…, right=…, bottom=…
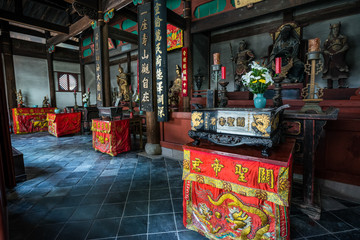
left=268, top=23, right=304, bottom=83
left=116, top=65, right=130, bottom=101
left=16, top=89, right=24, bottom=107
left=322, top=22, right=349, bottom=88
left=168, top=65, right=182, bottom=110
left=232, top=40, right=255, bottom=91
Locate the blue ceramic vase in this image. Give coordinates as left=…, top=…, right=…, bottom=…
left=84, top=103, right=88, bottom=107
left=254, top=93, right=266, bottom=108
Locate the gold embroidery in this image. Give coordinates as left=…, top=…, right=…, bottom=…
left=235, top=164, right=249, bottom=183
left=192, top=158, right=203, bottom=172
left=258, top=167, right=274, bottom=189
left=211, top=159, right=224, bottom=177
left=183, top=160, right=190, bottom=170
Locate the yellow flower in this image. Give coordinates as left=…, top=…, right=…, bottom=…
left=259, top=79, right=266, bottom=83
left=252, top=80, right=258, bottom=83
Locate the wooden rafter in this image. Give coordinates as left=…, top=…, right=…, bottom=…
left=108, top=26, right=138, bottom=45
left=167, top=8, right=186, bottom=30
left=0, top=9, right=69, bottom=34
left=47, top=0, right=133, bottom=46
left=191, top=0, right=321, bottom=33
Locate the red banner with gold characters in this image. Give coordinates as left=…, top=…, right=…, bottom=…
left=47, top=112, right=81, bottom=137
left=182, top=47, right=188, bottom=97
left=91, top=119, right=131, bottom=156
left=12, top=107, right=55, bottom=134
left=182, top=141, right=294, bottom=240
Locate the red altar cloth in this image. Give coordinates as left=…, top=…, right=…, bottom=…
left=91, top=118, right=131, bottom=156
left=47, top=112, right=81, bottom=137
left=12, top=107, right=55, bottom=134
left=182, top=139, right=295, bottom=240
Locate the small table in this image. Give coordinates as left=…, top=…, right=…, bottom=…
left=91, top=118, right=131, bottom=156
left=12, top=107, right=55, bottom=134
left=47, top=112, right=81, bottom=137
left=182, top=138, right=295, bottom=240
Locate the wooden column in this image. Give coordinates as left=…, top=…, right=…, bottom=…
left=0, top=37, right=16, bottom=190
left=102, top=23, right=111, bottom=107
left=46, top=52, right=56, bottom=107
left=80, top=51, right=86, bottom=105
left=183, top=0, right=192, bottom=112
left=1, top=21, right=17, bottom=111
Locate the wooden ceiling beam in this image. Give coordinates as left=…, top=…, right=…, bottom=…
left=108, top=26, right=138, bottom=44
left=47, top=0, right=133, bottom=46
left=103, top=0, right=133, bottom=12
left=167, top=8, right=186, bottom=30
left=191, top=0, right=321, bottom=33
left=9, top=25, right=45, bottom=38
left=47, top=16, right=90, bottom=46
left=0, top=9, right=69, bottom=34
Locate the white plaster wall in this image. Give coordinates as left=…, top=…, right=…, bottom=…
left=53, top=61, right=81, bottom=109
left=13, top=55, right=49, bottom=107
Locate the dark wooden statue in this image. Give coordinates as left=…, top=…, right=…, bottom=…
left=232, top=40, right=255, bottom=91
left=268, top=23, right=305, bottom=83
left=322, top=22, right=349, bottom=89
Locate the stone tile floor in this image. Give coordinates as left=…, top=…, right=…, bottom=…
left=7, top=132, right=360, bottom=240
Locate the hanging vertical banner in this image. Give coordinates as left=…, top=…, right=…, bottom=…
left=138, top=2, right=153, bottom=112
left=154, top=0, right=168, bottom=122
left=94, top=25, right=104, bottom=107
left=182, top=47, right=188, bottom=97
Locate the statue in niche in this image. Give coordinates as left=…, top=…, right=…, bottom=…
left=168, top=65, right=182, bottom=110
left=16, top=89, right=24, bottom=107
left=268, top=23, right=305, bottom=83
left=116, top=65, right=130, bottom=101
left=322, top=22, right=349, bottom=88
left=232, top=40, right=255, bottom=91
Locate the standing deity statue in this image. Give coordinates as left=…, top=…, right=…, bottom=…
left=322, top=22, right=349, bottom=88
left=268, top=23, right=304, bottom=83
left=16, top=89, right=24, bottom=107
left=168, top=65, right=182, bottom=110
left=232, top=40, right=255, bottom=91
left=117, top=65, right=130, bottom=101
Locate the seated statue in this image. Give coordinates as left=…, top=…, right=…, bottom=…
left=16, top=89, right=24, bottom=107
left=168, top=65, right=182, bottom=110
left=322, top=22, right=349, bottom=88
left=268, top=23, right=305, bottom=83
left=42, top=96, right=50, bottom=108
left=232, top=40, right=255, bottom=91
left=117, top=65, right=130, bottom=101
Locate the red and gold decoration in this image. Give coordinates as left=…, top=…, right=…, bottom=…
left=47, top=112, right=81, bottom=137
left=167, top=24, right=183, bottom=51
left=91, top=119, right=131, bottom=156
left=12, top=107, right=55, bottom=134
left=182, top=140, right=294, bottom=240
left=181, top=47, right=188, bottom=97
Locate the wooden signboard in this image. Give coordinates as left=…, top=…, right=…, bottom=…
left=138, top=2, right=153, bottom=112
left=154, top=0, right=169, bottom=122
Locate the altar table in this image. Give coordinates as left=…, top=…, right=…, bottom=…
left=12, top=107, right=55, bottom=134
left=182, top=138, right=295, bottom=240
left=91, top=118, right=131, bottom=156
left=47, top=112, right=81, bottom=137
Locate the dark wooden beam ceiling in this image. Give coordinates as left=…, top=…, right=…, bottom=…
left=0, top=9, right=69, bottom=34
left=47, top=0, right=133, bottom=46
left=211, top=1, right=360, bottom=44
left=167, top=8, right=186, bottom=30
left=191, top=0, right=321, bottom=33
left=108, top=26, right=138, bottom=44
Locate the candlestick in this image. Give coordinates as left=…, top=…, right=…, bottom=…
left=221, top=66, right=226, bottom=79
left=213, top=53, right=220, bottom=65
left=275, top=57, right=282, bottom=74
left=88, top=88, right=90, bottom=92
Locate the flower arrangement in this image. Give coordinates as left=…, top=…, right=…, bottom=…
left=82, top=93, right=89, bottom=103
left=241, top=61, right=274, bottom=94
